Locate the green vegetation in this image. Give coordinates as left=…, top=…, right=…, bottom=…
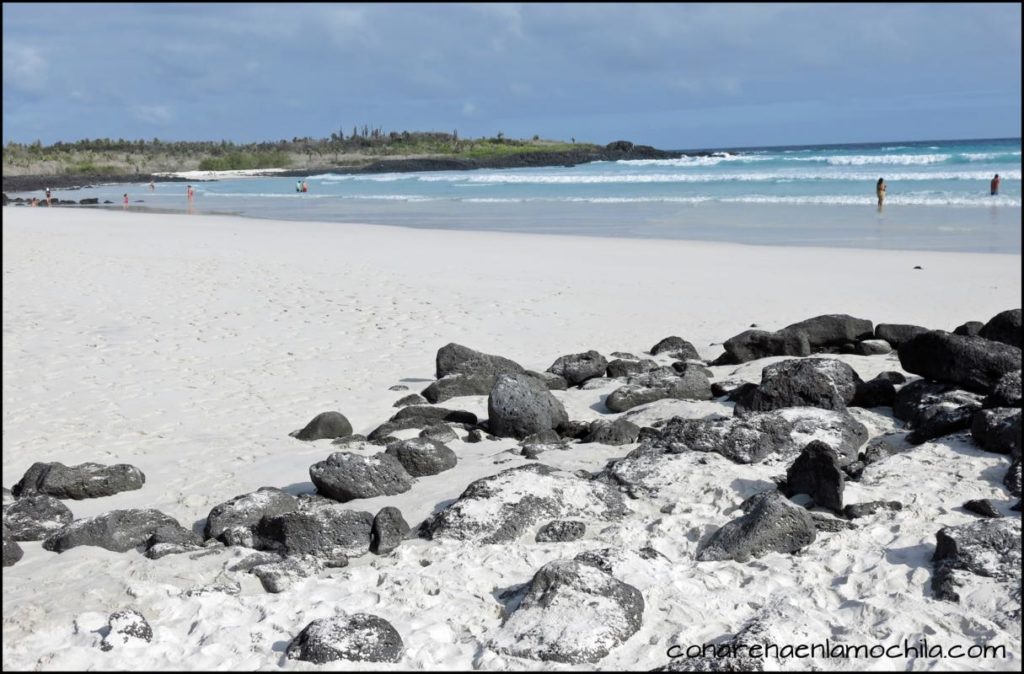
left=2, top=129, right=600, bottom=176
left=197, top=151, right=292, bottom=171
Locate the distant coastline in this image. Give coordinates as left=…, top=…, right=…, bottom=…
left=2, top=138, right=688, bottom=194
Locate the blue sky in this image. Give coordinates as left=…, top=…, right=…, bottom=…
left=3, top=3, right=1021, bottom=150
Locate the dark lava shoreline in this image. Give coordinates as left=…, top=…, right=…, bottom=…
left=3, top=141, right=690, bottom=194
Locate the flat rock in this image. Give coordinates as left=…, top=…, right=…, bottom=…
left=42, top=508, right=182, bottom=553
left=420, top=464, right=626, bottom=543
left=632, top=407, right=867, bottom=465
left=13, top=461, right=145, bottom=500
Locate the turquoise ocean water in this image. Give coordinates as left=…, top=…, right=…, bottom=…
left=25, top=137, right=1023, bottom=253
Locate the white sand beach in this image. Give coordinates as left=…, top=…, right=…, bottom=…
left=2, top=207, right=1021, bottom=670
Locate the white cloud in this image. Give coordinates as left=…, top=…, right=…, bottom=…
left=3, top=45, right=48, bottom=93
left=131, top=105, right=173, bottom=124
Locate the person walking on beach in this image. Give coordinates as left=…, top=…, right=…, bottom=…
left=991, top=174, right=1000, bottom=196
left=876, top=177, right=886, bottom=209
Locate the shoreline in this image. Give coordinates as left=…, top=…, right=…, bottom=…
left=1, top=142, right=686, bottom=193
left=5, top=198, right=1020, bottom=257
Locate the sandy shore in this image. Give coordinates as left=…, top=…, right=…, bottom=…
left=2, top=207, right=1021, bottom=670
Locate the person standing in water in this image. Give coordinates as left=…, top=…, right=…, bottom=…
left=45, top=187, right=52, bottom=206
left=187, top=185, right=195, bottom=201
left=876, top=177, right=886, bottom=210
left=123, top=193, right=129, bottom=209
left=991, top=174, right=1000, bottom=196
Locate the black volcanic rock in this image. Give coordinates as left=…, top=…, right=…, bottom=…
left=978, top=308, right=1022, bottom=348
left=13, top=461, right=145, bottom=500
left=898, top=330, right=1021, bottom=393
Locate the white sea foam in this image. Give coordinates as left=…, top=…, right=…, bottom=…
left=785, top=153, right=953, bottom=166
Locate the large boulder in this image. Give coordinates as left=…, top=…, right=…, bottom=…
left=257, top=498, right=373, bottom=559
left=779, top=314, right=874, bottom=351
left=12, top=461, right=145, bottom=500
left=309, top=452, right=413, bottom=502
left=782, top=441, right=844, bottom=512
left=635, top=408, right=867, bottom=465
left=898, top=331, right=1021, bottom=393
left=203, top=487, right=300, bottom=546
left=547, top=350, right=608, bottom=387
left=874, top=323, right=929, bottom=348
left=287, top=613, right=404, bottom=664
left=420, top=464, right=626, bottom=543
left=931, top=518, right=1021, bottom=602
left=733, top=358, right=861, bottom=417
left=489, top=560, right=644, bottom=664
left=650, top=336, right=701, bottom=361
left=291, top=411, right=353, bottom=441
left=488, top=374, right=569, bottom=439
left=978, top=308, right=1022, bottom=348
left=696, top=492, right=816, bottom=562
left=713, top=329, right=809, bottom=365
left=42, top=508, right=183, bottom=553
left=3, top=494, right=74, bottom=541
left=384, top=438, right=457, bottom=477
left=435, top=343, right=524, bottom=378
